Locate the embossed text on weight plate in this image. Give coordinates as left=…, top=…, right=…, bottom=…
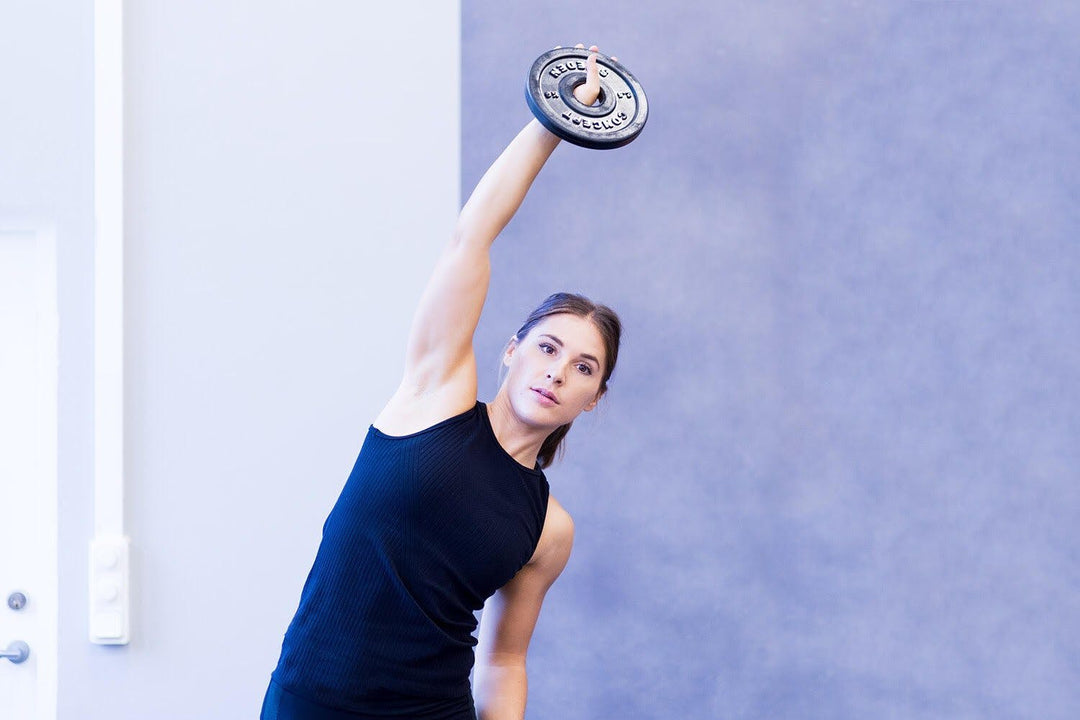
left=559, top=111, right=630, bottom=131
left=547, top=62, right=610, bottom=79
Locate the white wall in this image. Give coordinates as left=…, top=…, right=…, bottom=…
left=2, top=2, right=460, bottom=717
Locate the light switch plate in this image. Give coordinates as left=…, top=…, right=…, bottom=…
left=89, top=536, right=130, bottom=645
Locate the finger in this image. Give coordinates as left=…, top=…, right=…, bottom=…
left=575, top=43, right=585, bottom=48
left=585, top=54, right=600, bottom=97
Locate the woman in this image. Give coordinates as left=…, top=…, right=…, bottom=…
left=263, top=44, right=623, bottom=720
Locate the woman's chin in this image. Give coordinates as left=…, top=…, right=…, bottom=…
left=515, top=396, right=574, bottom=430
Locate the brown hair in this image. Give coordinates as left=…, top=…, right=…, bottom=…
left=509, top=292, right=622, bottom=469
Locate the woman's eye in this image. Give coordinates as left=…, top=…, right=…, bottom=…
left=577, top=363, right=593, bottom=375
left=539, top=343, right=555, bottom=354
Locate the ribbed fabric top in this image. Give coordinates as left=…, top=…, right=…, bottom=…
left=271, top=402, right=549, bottom=713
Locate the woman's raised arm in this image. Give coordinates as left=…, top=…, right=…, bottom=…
left=376, top=47, right=603, bottom=431
left=401, top=119, right=563, bottom=393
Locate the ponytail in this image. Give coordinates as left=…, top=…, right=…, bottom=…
left=537, top=422, right=573, bottom=470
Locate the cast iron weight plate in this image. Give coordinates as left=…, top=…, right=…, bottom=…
left=525, top=47, right=648, bottom=149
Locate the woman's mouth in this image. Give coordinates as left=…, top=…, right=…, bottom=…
left=531, top=387, right=559, bottom=406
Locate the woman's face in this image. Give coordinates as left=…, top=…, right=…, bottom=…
left=502, top=313, right=607, bottom=430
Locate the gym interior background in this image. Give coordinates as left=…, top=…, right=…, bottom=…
left=1, top=1, right=1077, bottom=718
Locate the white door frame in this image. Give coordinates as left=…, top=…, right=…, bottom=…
left=0, top=224, right=59, bottom=720
left=90, top=0, right=131, bottom=647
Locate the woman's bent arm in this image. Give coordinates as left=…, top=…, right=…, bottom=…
left=474, top=499, right=575, bottom=719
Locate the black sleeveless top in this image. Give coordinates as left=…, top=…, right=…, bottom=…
left=270, top=402, right=550, bottom=713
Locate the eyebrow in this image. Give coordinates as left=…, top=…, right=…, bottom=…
left=539, top=334, right=601, bottom=367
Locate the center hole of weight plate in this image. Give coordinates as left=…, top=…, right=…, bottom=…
left=558, top=72, right=617, bottom=118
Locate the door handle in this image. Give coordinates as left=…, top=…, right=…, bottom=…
left=1, top=641, right=30, bottom=664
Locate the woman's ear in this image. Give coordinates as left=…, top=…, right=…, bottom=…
left=583, top=387, right=605, bottom=413
left=502, top=335, right=519, bottom=367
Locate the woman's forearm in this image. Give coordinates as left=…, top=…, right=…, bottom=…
left=454, top=119, right=560, bottom=250
left=475, top=659, right=529, bottom=720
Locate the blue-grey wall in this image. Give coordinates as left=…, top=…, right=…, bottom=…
left=464, top=3, right=1078, bottom=718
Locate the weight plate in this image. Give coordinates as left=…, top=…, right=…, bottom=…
left=525, top=47, right=648, bottom=150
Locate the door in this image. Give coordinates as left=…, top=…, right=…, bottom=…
left=0, top=227, right=58, bottom=720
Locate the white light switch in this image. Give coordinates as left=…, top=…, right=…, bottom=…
left=89, top=536, right=130, bottom=644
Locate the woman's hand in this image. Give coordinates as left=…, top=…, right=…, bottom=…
left=558, top=43, right=618, bottom=107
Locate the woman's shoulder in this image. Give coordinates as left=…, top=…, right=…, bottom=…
left=545, top=495, right=574, bottom=533
left=530, top=495, right=575, bottom=575
left=372, top=384, right=479, bottom=438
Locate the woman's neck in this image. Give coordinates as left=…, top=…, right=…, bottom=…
left=486, top=390, right=550, bottom=469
